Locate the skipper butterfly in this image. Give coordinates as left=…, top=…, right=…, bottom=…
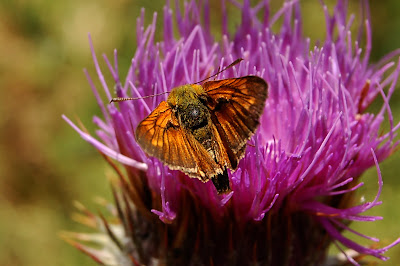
left=112, top=63, right=268, bottom=194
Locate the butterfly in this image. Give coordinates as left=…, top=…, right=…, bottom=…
left=131, top=75, right=268, bottom=194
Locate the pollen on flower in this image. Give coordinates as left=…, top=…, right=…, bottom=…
left=64, top=0, right=400, bottom=265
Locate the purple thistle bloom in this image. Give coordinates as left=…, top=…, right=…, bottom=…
left=63, top=0, right=400, bottom=265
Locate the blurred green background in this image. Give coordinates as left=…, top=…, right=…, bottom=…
left=0, top=0, right=399, bottom=265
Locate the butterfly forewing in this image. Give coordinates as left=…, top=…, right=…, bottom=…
left=203, top=76, right=268, bottom=156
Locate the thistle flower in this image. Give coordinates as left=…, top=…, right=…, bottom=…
left=63, top=0, right=400, bottom=265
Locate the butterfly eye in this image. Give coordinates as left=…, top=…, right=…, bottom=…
left=199, top=95, right=208, bottom=104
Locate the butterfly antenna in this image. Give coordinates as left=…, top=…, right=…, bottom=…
left=195, top=58, right=243, bottom=84
left=110, top=91, right=170, bottom=103
left=213, top=67, right=221, bottom=80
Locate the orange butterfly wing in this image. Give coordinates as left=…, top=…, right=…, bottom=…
left=135, top=101, right=223, bottom=181
left=203, top=76, right=268, bottom=166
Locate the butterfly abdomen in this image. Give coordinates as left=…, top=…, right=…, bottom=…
left=211, top=170, right=231, bottom=194
left=178, top=104, right=217, bottom=161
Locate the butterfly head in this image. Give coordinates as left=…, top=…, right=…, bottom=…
left=167, top=84, right=210, bottom=131
left=167, top=84, right=205, bottom=105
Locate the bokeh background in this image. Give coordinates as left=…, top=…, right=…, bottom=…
left=1, top=0, right=399, bottom=265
